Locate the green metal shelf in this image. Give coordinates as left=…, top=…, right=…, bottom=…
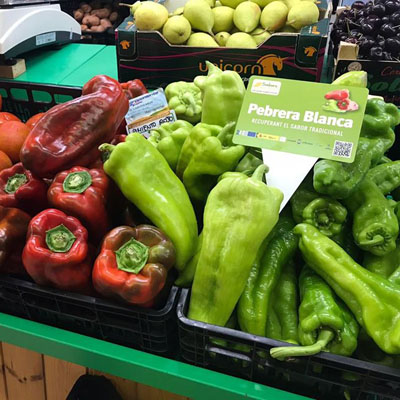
left=0, top=312, right=309, bottom=400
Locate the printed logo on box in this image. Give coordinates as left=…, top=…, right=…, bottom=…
left=251, top=79, right=281, bottom=95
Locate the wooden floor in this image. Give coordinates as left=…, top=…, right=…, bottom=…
left=0, top=343, right=189, bottom=400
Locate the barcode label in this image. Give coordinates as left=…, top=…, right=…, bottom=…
left=332, top=140, right=353, bottom=158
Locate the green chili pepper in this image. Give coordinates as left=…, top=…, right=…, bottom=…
left=332, top=220, right=362, bottom=263
left=235, top=153, right=263, bottom=176
left=188, top=165, right=283, bottom=326
left=270, top=266, right=358, bottom=360
left=99, top=133, right=198, bottom=271
left=165, top=81, right=202, bottom=124
left=294, top=223, right=400, bottom=354
left=194, top=61, right=245, bottom=128
left=290, top=174, right=319, bottom=224
left=377, top=155, right=392, bottom=165
left=182, top=122, right=245, bottom=202
left=363, top=241, right=400, bottom=279
left=302, top=197, right=347, bottom=237
left=148, top=120, right=193, bottom=171
left=266, top=260, right=299, bottom=345
left=176, top=123, right=221, bottom=178
left=367, top=160, right=400, bottom=195
left=344, top=177, right=399, bottom=256
left=237, top=209, right=298, bottom=336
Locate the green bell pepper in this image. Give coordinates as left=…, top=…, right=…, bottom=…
left=270, top=266, right=358, bottom=360
left=266, top=260, right=299, bottom=345
left=99, top=133, right=198, bottom=271
left=188, top=165, right=283, bottom=326
left=344, top=177, right=399, bottom=256
left=235, top=153, right=263, bottom=176
left=237, top=209, right=298, bottom=337
left=367, top=160, right=400, bottom=195
left=182, top=122, right=245, bottom=202
left=165, top=81, right=202, bottom=124
left=363, top=241, right=400, bottom=279
left=290, top=174, right=319, bottom=224
left=294, top=223, right=400, bottom=354
left=194, top=61, right=245, bottom=127
left=148, top=120, right=193, bottom=171
left=176, top=123, right=221, bottom=178
left=302, top=197, right=347, bottom=237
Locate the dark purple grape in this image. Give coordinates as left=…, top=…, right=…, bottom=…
left=370, top=46, right=384, bottom=59
left=385, top=37, right=400, bottom=52
left=338, top=9, right=351, bottom=20
left=350, top=29, right=362, bottom=37
left=332, top=28, right=344, bottom=40
left=383, top=51, right=393, bottom=60
left=376, top=34, right=386, bottom=47
left=364, top=6, right=373, bottom=15
left=384, top=0, right=400, bottom=13
left=390, top=11, right=400, bottom=24
left=382, top=16, right=391, bottom=25
left=361, top=22, right=375, bottom=34
left=380, top=23, right=396, bottom=37
left=359, top=36, right=375, bottom=54
left=339, top=34, right=350, bottom=42
left=367, top=15, right=382, bottom=27
left=352, top=0, right=366, bottom=8
left=371, top=3, right=386, bottom=16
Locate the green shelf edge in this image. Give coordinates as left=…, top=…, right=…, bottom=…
left=0, top=312, right=309, bottom=400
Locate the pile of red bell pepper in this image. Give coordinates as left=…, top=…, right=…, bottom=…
left=0, top=75, right=175, bottom=307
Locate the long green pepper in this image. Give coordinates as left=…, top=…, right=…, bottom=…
left=189, top=165, right=283, bottom=327
left=99, top=134, right=198, bottom=271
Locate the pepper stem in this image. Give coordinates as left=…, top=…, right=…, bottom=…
left=359, top=234, right=385, bottom=246
left=5, top=173, right=27, bottom=194
left=45, top=224, right=76, bottom=253
left=252, top=164, right=269, bottom=182
left=99, top=143, right=116, bottom=162
left=63, top=171, right=92, bottom=193
left=217, top=122, right=236, bottom=147
left=115, top=238, right=149, bottom=274
left=270, top=329, right=335, bottom=361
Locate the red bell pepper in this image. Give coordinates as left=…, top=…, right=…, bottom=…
left=0, top=163, right=48, bottom=214
left=20, top=75, right=129, bottom=178
left=324, top=89, right=350, bottom=101
left=121, top=79, right=148, bottom=100
left=92, top=225, right=175, bottom=306
left=48, top=167, right=109, bottom=243
left=22, top=209, right=92, bottom=292
left=0, top=206, right=31, bottom=275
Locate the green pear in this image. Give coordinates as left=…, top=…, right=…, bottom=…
left=206, top=0, right=216, bottom=6
left=250, top=27, right=271, bottom=45
left=184, top=0, right=214, bottom=34
left=187, top=32, right=219, bottom=46
left=130, top=1, right=142, bottom=15
left=278, top=23, right=298, bottom=32
left=249, top=0, right=275, bottom=7
left=172, top=7, right=184, bottom=16
left=280, top=0, right=300, bottom=10
left=134, top=1, right=169, bottom=30
left=233, top=1, right=261, bottom=33
left=162, top=16, right=191, bottom=44
left=215, top=31, right=231, bottom=45
left=219, top=0, right=246, bottom=8
left=287, top=1, right=319, bottom=29
left=215, top=1, right=222, bottom=5
left=212, top=6, right=234, bottom=33
left=260, top=1, right=288, bottom=31
left=226, top=32, right=257, bottom=48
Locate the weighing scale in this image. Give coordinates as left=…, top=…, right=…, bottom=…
left=0, top=0, right=80, bottom=62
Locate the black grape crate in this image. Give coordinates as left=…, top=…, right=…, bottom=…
left=177, top=288, right=400, bottom=400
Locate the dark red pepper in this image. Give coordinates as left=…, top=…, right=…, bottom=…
left=0, top=206, right=31, bottom=275
left=0, top=163, right=48, bottom=214
left=22, top=209, right=92, bottom=292
left=92, top=225, right=175, bottom=306
left=20, top=75, right=129, bottom=178
left=121, top=79, right=148, bottom=100
left=48, top=167, right=109, bottom=243
left=337, top=98, right=350, bottom=110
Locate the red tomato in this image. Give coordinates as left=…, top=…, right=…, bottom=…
left=26, top=113, right=45, bottom=130
left=0, top=112, right=20, bottom=126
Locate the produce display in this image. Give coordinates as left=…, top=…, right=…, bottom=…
left=73, top=1, right=120, bottom=33
left=331, top=0, right=400, bottom=60
left=126, top=0, right=322, bottom=48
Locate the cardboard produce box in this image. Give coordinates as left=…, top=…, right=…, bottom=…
left=116, top=0, right=331, bottom=88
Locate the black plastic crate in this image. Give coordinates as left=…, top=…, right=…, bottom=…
left=0, top=80, right=82, bottom=122
left=0, top=274, right=179, bottom=355
left=177, top=288, right=400, bottom=400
